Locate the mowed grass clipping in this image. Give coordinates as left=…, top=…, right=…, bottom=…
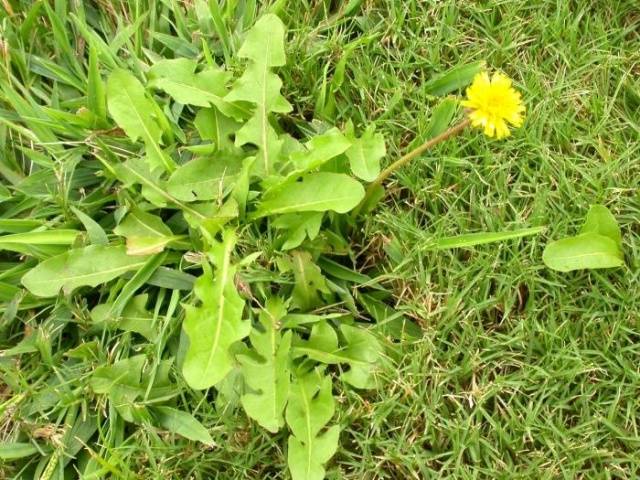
left=1, top=1, right=639, bottom=479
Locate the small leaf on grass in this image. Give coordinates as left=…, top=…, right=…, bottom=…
left=60, top=411, right=99, bottom=461
left=423, top=61, right=485, bottom=96
left=542, top=233, right=623, bottom=272
left=152, top=31, right=199, bottom=57
left=166, top=153, right=243, bottom=202
left=22, top=245, right=149, bottom=297
left=151, top=406, right=215, bottom=446
left=543, top=205, right=624, bottom=272
left=238, top=298, right=291, bottom=433
left=433, top=226, right=545, bottom=250
left=182, top=230, right=250, bottom=389
left=254, top=172, right=364, bottom=218
left=286, top=369, right=339, bottom=480
left=579, top=204, right=622, bottom=245
left=346, top=125, right=386, bottom=182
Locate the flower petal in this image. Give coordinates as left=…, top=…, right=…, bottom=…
left=462, top=70, right=525, bottom=139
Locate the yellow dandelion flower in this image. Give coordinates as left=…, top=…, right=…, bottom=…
left=461, top=71, right=525, bottom=139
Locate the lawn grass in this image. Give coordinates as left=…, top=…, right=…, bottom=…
left=1, top=0, right=639, bottom=479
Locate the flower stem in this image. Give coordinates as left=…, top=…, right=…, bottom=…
left=353, top=118, right=471, bottom=218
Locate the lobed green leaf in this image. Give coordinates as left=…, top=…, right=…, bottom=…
left=286, top=369, right=339, bottom=480
left=182, top=231, right=250, bottom=390
left=238, top=298, right=291, bottom=433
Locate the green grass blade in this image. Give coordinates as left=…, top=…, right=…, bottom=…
left=433, top=226, right=545, bottom=250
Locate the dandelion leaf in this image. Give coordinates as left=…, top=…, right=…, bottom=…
left=226, top=14, right=291, bottom=175
left=238, top=298, right=291, bottom=432
left=182, top=230, right=250, bottom=389
left=286, top=369, right=339, bottom=480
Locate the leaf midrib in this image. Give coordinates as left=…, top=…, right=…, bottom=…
left=299, top=382, right=314, bottom=478
left=204, top=239, right=233, bottom=382
left=269, top=315, right=279, bottom=424
left=552, top=250, right=622, bottom=263
left=260, top=35, right=272, bottom=174
left=117, top=78, right=170, bottom=171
